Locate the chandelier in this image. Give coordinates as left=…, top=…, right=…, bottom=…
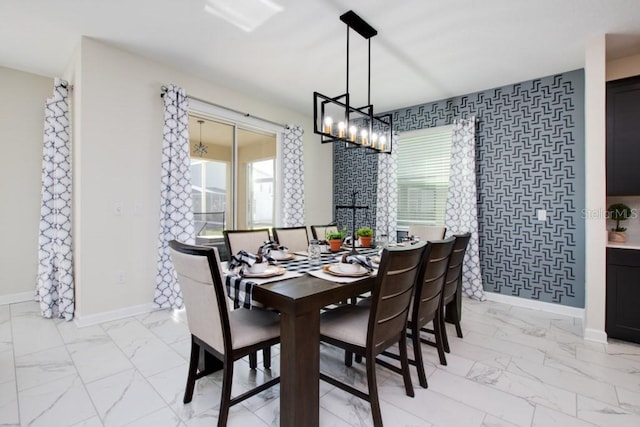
left=313, top=10, right=393, bottom=154
left=193, top=119, right=208, bottom=156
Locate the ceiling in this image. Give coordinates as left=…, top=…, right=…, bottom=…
left=2, top=0, right=640, bottom=116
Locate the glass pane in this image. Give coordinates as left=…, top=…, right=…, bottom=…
left=237, top=127, right=277, bottom=229
left=248, top=159, right=274, bottom=229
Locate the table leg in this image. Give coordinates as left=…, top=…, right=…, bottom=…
left=279, top=309, right=320, bottom=427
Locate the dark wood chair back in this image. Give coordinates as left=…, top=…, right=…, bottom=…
left=442, top=233, right=471, bottom=305
left=367, top=241, right=428, bottom=356
left=412, top=238, right=455, bottom=328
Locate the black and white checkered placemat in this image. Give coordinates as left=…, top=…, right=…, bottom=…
left=225, top=248, right=378, bottom=309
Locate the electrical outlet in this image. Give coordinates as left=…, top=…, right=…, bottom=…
left=537, top=209, right=547, bottom=221
left=116, top=271, right=126, bottom=284
left=114, top=202, right=123, bottom=216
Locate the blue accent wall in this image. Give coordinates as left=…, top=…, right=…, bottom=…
left=334, top=69, right=585, bottom=308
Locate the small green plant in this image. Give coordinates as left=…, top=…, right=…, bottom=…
left=356, top=227, right=373, bottom=237
left=326, top=227, right=347, bottom=240
left=608, top=203, right=632, bottom=232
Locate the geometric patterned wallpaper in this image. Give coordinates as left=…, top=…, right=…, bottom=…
left=334, top=69, right=585, bottom=308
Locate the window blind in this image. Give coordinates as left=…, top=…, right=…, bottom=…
left=397, top=125, right=453, bottom=228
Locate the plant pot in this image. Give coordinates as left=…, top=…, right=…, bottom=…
left=359, top=236, right=372, bottom=248
left=329, top=239, right=343, bottom=252
left=609, top=231, right=627, bottom=243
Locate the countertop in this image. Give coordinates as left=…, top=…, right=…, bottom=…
left=607, top=241, right=640, bottom=250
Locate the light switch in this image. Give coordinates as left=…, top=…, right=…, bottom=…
left=114, top=202, right=123, bottom=216
left=537, top=209, right=547, bottom=221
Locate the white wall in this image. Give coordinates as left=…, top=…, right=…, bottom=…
left=583, top=35, right=608, bottom=343
left=0, top=67, right=53, bottom=300
left=72, top=38, right=330, bottom=319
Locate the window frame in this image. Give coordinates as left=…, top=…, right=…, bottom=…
left=396, top=124, right=454, bottom=231
left=189, top=98, right=285, bottom=229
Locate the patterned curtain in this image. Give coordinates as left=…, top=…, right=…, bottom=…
left=281, top=125, right=305, bottom=227
left=36, top=78, right=74, bottom=321
left=375, top=134, right=398, bottom=243
left=154, top=85, right=195, bottom=309
left=445, top=118, right=485, bottom=300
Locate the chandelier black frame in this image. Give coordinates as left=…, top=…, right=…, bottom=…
left=313, top=10, right=393, bottom=154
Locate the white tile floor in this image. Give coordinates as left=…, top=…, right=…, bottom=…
left=2, top=298, right=640, bottom=426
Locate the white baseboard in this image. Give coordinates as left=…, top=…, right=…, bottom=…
left=0, top=291, right=34, bottom=306
left=74, top=303, right=157, bottom=328
left=583, top=328, right=608, bottom=344
left=483, top=291, right=585, bottom=318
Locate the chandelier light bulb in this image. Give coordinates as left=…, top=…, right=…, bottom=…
left=323, top=116, right=333, bottom=134
left=360, top=129, right=368, bottom=146
left=337, top=121, right=346, bottom=138
left=349, top=126, right=357, bottom=142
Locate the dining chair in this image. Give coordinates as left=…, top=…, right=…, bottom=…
left=310, top=223, right=338, bottom=240
left=169, top=240, right=280, bottom=427
left=319, top=241, right=428, bottom=427
left=272, top=226, right=309, bottom=252
left=408, top=225, right=447, bottom=241
left=222, top=228, right=274, bottom=368
left=405, top=237, right=455, bottom=387
left=440, top=232, right=472, bottom=353
left=223, top=228, right=271, bottom=256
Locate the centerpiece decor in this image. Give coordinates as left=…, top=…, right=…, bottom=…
left=356, top=227, right=373, bottom=248
left=326, top=228, right=347, bottom=252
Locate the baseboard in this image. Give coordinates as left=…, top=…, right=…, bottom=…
left=0, top=291, right=34, bottom=306
left=74, top=303, right=157, bottom=328
left=483, top=291, right=584, bottom=318
left=583, top=328, right=608, bottom=344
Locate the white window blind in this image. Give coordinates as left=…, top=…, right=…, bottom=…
left=397, top=125, right=453, bottom=228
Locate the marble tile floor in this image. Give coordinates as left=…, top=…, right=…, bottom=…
left=2, top=298, right=640, bottom=426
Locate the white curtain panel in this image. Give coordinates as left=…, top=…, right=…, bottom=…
left=154, top=85, right=195, bottom=309
left=281, top=125, right=305, bottom=227
left=36, top=78, right=74, bottom=320
left=375, top=134, right=398, bottom=243
left=445, top=118, right=485, bottom=300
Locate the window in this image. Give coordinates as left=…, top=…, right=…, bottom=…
left=187, top=102, right=281, bottom=235
left=397, top=125, right=453, bottom=228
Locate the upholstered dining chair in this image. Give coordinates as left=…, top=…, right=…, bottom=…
left=223, top=228, right=271, bottom=256
left=319, top=242, right=428, bottom=427
left=169, top=240, right=280, bottom=427
left=222, top=228, right=273, bottom=368
left=272, top=226, right=309, bottom=252
left=440, top=233, right=472, bottom=353
left=408, top=225, right=447, bottom=241
left=310, top=223, right=338, bottom=240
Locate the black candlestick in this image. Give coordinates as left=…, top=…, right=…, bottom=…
left=335, top=190, right=368, bottom=255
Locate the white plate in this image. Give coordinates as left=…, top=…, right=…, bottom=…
left=271, top=253, right=295, bottom=261
left=243, top=266, right=286, bottom=278
left=323, top=264, right=370, bottom=277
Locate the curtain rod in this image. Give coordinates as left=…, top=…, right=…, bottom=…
left=160, top=85, right=287, bottom=129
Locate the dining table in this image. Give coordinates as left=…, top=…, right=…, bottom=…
left=224, top=249, right=378, bottom=427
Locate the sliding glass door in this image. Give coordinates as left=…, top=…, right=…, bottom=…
left=188, top=115, right=277, bottom=235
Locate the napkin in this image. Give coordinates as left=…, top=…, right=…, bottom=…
left=258, top=240, right=289, bottom=256
left=228, top=250, right=276, bottom=277
left=338, top=254, right=374, bottom=272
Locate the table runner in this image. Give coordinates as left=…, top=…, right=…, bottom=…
left=225, top=248, right=378, bottom=309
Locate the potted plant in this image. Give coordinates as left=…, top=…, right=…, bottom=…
left=326, top=228, right=346, bottom=252
left=608, top=203, right=633, bottom=243
left=356, top=227, right=374, bottom=248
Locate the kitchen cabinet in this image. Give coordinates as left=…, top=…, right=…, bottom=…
left=607, top=75, right=640, bottom=196
left=606, top=247, right=640, bottom=344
